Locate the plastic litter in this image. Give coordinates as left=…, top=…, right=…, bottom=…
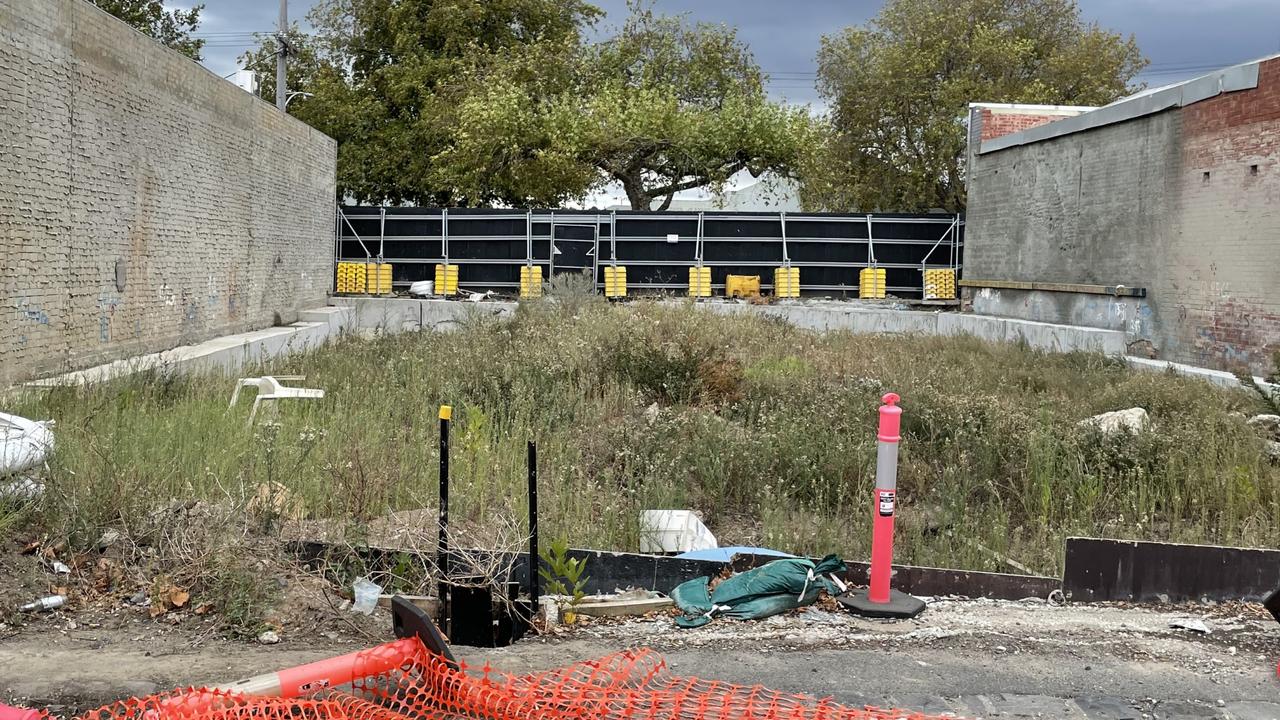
left=672, top=555, right=845, bottom=628
left=0, top=478, right=44, bottom=502
left=640, top=510, right=717, bottom=554
left=228, top=376, right=326, bottom=426
left=675, top=546, right=794, bottom=563
left=408, top=280, right=435, bottom=297
left=18, top=595, right=65, bottom=613
left=352, top=577, right=381, bottom=615
left=0, top=413, right=54, bottom=477
left=1170, top=617, right=1212, bottom=634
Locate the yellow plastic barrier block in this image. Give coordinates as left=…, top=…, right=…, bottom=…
left=774, top=267, right=800, bottom=298
left=859, top=267, right=886, bottom=299
left=336, top=262, right=369, bottom=294
left=434, top=264, right=459, bottom=296
left=726, top=274, right=761, bottom=299
left=366, top=263, right=393, bottom=294
left=604, top=266, right=627, bottom=298
left=923, top=268, right=956, bottom=300
left=689, top=266, right=711, bottom=298
left=520, top=265, right=543, bottom=298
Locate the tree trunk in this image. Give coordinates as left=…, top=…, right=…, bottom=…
left=621, top=179, right=652, bottom=211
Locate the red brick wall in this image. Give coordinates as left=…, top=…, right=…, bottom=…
left=1174, top=57, right=1280, bottom=374
left=978, top=108, right=1080, bottom=141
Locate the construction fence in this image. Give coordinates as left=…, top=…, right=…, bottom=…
left=335, top=208, right=964, bottom=300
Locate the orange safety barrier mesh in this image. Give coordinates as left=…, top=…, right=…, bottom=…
left=56, top=637, right=959, bottom=720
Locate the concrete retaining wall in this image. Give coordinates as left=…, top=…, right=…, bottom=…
left=0, top=0, right=338, bottom=386
left=328, top=297, right=1128, bottom=356
left=40, top=297, right=1274, bottom=398
left=29, top=306, right=353, bottom=386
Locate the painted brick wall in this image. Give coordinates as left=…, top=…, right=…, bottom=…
left=1173, top=59, right=1280, bottom=372
left=965, top=61, right=1280, bottom=375
left=0, top=0, right=338, bottom=386
left=964, top=105, right=1095, bottom=192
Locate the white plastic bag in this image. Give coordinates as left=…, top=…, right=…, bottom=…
left=0, top=413, right=54, bottom=476
left=351, top=577, right=381, bottom=615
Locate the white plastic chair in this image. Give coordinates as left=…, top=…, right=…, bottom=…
left=228, top=376, right=325, bottom=425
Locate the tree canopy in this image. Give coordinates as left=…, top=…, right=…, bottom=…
left=241, top=1, right=812, bottom=209
left=800, top=0, right=1147, bottom=212
left=93, top=0, right=204, bottom=60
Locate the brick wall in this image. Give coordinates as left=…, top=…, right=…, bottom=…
left=974, top=108, right=1087, bottom=141
left=965, top=62, right=1280, bottom=375
left=0, top=0, right=337, bottom=386
left=1173, top=59, right=1280, bottom=372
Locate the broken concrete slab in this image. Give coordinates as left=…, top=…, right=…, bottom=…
left=573, top=596, right=674, bottom=618
left=1081, top=407, right=1150, bottom=435
left=1074, top=696, right=1143, bottom=720
left=1247, top=415, right=1280, bottom=441
left=997, top=693, right=1089, bottom=719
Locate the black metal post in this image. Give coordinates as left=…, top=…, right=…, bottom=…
left=438, top=405, right=451, bottom=628
left=527, top=440, right=539, bottom=610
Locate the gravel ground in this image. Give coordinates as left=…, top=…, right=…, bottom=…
left=4, top=596, right=1279, bottom=719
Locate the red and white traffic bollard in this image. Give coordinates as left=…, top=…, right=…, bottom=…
left=840, top=392, right=926, bottom=619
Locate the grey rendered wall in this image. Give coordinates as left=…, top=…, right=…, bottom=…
left=963, top=110, right=1184, bottom=361
left=0, top=0, right=337, bottom=385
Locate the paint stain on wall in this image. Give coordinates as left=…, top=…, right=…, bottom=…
left=17, top=298, right=49, bottom=325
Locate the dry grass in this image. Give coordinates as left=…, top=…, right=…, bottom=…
left=5, top=297, right=1278, bottom=629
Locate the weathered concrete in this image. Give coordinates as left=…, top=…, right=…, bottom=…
left=1125, top=356, right=1278, bottom=399
left=332, top=296, right=518, bottom=332
left=325, top=297, right=1129, bottom=357
left=695, top=301, right=940, bottom=335
left=26, top=306, right=352, bottom=386
left=971, top=288, right=1156, bottom=350
left=1, top=0, right=337, bottom=387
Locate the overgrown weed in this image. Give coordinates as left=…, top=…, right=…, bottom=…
left=8, top=301, right=1279, bottom=631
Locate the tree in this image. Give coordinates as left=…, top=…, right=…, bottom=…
left=92, top=0, right=205, bottom=60
left=241, top=0, right=601, bottom=206
left=241, top=1, right=812, bottom=209
left=436, top=4, right=814, bottom=209
left=802, top=0, right=1147, bottom=213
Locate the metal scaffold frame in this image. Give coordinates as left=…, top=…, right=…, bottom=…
left=335, top=207, right=964, bottom=298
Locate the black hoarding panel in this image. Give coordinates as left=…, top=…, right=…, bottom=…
left=336, top=207, right=962, bottom=297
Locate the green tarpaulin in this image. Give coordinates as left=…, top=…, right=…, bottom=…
left=671, top=555, right=845, bottom=628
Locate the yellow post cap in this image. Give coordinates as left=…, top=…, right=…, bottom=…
left=439, top=405, right=452, bottom=420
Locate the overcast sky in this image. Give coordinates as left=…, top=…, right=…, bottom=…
left=195, top=0, right=1280, bottom=104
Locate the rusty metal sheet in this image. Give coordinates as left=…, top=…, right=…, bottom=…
left=1063, top=537, right=1280, bottom=603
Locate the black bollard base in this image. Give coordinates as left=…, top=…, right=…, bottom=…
left=838, top=588, right=926, bottom=619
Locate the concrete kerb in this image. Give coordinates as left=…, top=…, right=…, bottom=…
left=327, top=296, right=519, bottom=334
left=22, top=307, right=358, bottom=388
left=696, top=299, right=1126, bottom=355
left=1125, top=356, right=1278, bottom=399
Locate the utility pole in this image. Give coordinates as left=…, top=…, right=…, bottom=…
left=275, top=0, right=288, bottom=111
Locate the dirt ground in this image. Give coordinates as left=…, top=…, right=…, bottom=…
left=4, top=583, right=1280, bottom=720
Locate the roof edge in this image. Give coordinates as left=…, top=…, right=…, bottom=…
left=978, top=56, right=1272, bottom=155
left=968, top=102, right=1097, bottom=113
